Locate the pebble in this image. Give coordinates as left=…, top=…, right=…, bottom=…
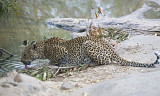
left=60, top=81, right=76, bottom=90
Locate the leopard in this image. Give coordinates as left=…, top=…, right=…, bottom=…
left=21, top=36, right=160, bottom=68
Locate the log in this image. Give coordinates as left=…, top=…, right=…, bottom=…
left=46, top=4, right=160, bottom=37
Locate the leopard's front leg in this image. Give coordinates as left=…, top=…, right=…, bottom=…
left=45, top=45, right=68, bottom=66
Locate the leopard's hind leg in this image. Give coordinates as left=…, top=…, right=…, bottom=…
left=82, top=40, right=112, bottom=65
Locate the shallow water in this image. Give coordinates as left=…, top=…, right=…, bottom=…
left=0, top=0, right=159, bottom=74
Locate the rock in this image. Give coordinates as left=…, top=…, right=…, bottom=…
left=0, top=82, right=18, bottom=88
left=44, top=81, right=63, bottom=96
left=0, top=71, right=18, bottom=84
left=60, top=81, right=76, bottom=90
left=0, top=86, right=25, bottom=96
left=0, top=71, right=46, bottom=96
left=115, top=35, right=160, bottom=64
left=14, top=73, right=46, bottom=91
left=69, top=71, right=160, bottom=96
left=17, top=82, right=35, bottom=93
left=14, top=73, right=38, bottom=83
left=0, top=77, right=14, bottom=84
left=7, top=70, right=18, bottom=79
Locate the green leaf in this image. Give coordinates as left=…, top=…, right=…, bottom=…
left=43, top=72, right=47, bottom=81
left=30, top=71, right=39, bottom=76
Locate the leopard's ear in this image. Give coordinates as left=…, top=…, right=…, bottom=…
left=22, top=40, right=28, bottom=46
left=32, top=44, right=36, bottom=50
left=31, top=41, right=36, bottom=45
left=31, top=41, right=36, bottom=50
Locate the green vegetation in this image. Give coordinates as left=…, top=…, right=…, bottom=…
left=18, top=64, right=88, bottom=81
left=105, top=28, right=129, bottom=43
left=0, top=0, right=19, bottom=20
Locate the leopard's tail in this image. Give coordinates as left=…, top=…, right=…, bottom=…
left=113, top=51, right=160, bottom=68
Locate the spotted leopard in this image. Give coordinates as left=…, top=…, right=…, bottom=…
left=21, top=36, right=160, bottom=68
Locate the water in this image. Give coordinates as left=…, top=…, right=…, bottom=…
left=0, top=0, right=160, bottom=74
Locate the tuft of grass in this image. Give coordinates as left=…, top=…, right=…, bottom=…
left=18, top=65, right=57, bottom=81
left=0, top=0, right=19, bottom=21
left=18, top=64, right=89, bottom=81
left=105, top=28, right=129, bottom=43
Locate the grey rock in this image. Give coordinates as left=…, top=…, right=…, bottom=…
left=60, top=81, right=76, bottom=90
left=17, top=82, right=35, bottom=93
left=0, top=77, right=14, bottom=84
left=0, top=82, right=18, bottom=88
left=0, top=72, right=46, bottom=96
left=14, top=73, right=46, bottom=91
left=70, top=71, right=160, bottom=96
left=0, top=86, right=25, bottom=96
left=0, top=71, right=17, bottom=84
left=115, top=35, right=160, bottom=64
left=7, top=70, right=18, bottom=79
left=14, top=73, right=39, bottom=83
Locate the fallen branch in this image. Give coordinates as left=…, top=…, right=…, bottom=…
left=48, top=66, right=75, bottom=69
left=54, top=66, right=60, bottom=77
left=0, top=48, right=14, bottom=57
left=0, top=48, right=14, bottom=63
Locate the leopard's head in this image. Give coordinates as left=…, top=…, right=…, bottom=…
left=21, top=41, right=43, bottom=68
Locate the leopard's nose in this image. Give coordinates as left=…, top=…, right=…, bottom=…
left=21, top=61, right=31, bottom=65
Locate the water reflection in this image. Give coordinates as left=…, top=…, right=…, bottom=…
left=0, top=0, right=159, bottom=74
left=19, top=0, right=148, bottom=19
